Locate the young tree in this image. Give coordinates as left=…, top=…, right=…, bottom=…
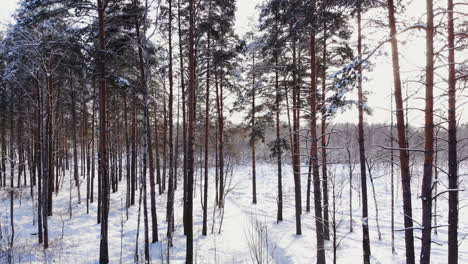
left=241, top=31, right=272, bottom=205
left=356, top=2, right=371, bottom=262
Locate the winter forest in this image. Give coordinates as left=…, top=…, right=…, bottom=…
left=0, top=0, right=467, bottom=263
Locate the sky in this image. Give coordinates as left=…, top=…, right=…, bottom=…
left=235, top=0, right=259, bottom=36
left=0, top=0, right=17, bottom=26
left=0, top=0, right=465, bottom=126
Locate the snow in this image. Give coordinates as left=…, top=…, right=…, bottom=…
left=117, top=77, right=130, bottom=87
left=1, top=162, right=467, bottom=263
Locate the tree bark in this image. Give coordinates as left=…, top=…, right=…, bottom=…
left=215, top=69, right=225, bottom=208
left=97, top=0, right=110, bottom=262
left=292, top=40, right=302, bottom=236
left=310, top=34, right=325, bottom=264
left=275, top=55, right=283, bottom=222
left=178, top=0, right=188, bottom=234
left=186, top=0, right=195, bottom=261
left=420, top=1, right=434, bottom=263
left=202, top=6, right=211, bottom=234
left=9, top=97, right=15, bottom=257
left=386, top=1, right=415, bottom=262
left=390, top=97, right=395, bottom=253
left=71, top=84, right=81, bottom=204
left=357, top=5, right=371, bottom=263
left=447, top=0, right=458, bottom=262
left=131, top=106, right=137, bottom=205
left=167, top=0, right=176, bottom=246
left=124, top=93, right=131, bottom=212
left=135, top=0, right=158, bottom=245
left=34, top=81, right=43, bottom=243
left=41, top=74, right=52, bottom=249
left=251, top=54, right=257, bottom=205
left=321, top=21, right=330, bottom=241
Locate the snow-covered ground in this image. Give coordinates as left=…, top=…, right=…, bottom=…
left=1, top=162, right=467, bottom=263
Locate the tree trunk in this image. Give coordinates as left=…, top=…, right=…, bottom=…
left=167, top=0, right=176, bottom=246
left=1, top=97, right=6, bottom=189
left=9, top=98, right=15, bottom=258
left=447, top=0, right=458, bottom=262
left=84, top=102, right=90, bottom=214
left=135, top=0, right=158, bottom=244
left=34, top=81, right=43, bottom=243
left=71, top=85, right=81, bottom=205
left=48, top=76, right=56, bottom=216
left=124, top=93, right=131, bottom=211
left=321, top=21, right=330, bottom=241
left=162, top=100, right=168, bottom=193
left=16, top=98, right=24, bottom=188
left=97, top=0, right=109, bottom=262
left=154, top=113, right=162, bottom=195
left=91, top=98, right=96, bottom=206
left=390, top=97, right=395, bottom=253
left=47, top=78, right=54, bottom=217
left=357, top=5, right=371, bottom=263
left=178, top=0, right=188, bottom=235
left=131, top=106, right=137, bottom=205
left=366, top=160, right=382, bottom=240
left=420, top=1, right=434, bottom=262
left=41, top=75, right=52, bottom=249
left=346, top=147, right=353, bottom=233
left=292, top=40, right=302, bottom=236
left=310, top=34, right=325, bottom=264
left=386, top=1, right=415, bottom=262
left=202, top=9, right=211, bottom=235
left=215, top=69, right=225, bottom=208
left=186, top=0, right=195, bottom=261
left=251, top=54, right=257, bottom=205
left=275, top=55, right=283, bottom=223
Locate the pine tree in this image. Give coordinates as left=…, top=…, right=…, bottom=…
left=386, top=0, right=415, bottom=262
left=186, top=0, right=195, bottom=261
left=420, top=0, right=434, bottom=262
left=447, top=0, right=459, bottom=262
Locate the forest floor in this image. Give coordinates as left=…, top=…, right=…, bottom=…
left=0, top=162, right=467, bottom=263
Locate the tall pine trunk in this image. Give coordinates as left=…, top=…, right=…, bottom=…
left=186, top=0, right=195, bottom=261
left=291, top=40, right=302, bottom=236
left=447, top=0, right=458, bottom=262
left=390, top=96, right=396, bottom=253
left=275, top=55, right=283, bottom=222
left=215, top=70, right=225, bottom=208
left=420, top=1, right=434, bottom=262
left=357, top=5, right=371, bottom=263
left=134, top=0, right=158, bottom=244
left=97, top=0, right=109, bottom=262
left=310, top=33, right=325, bottom=264
left=41, top=75, right=52, bottom=249
left=167, top=0, right=176, bottom=246
left=202, top=8, right=211, bottom=234
left=251, top=54, right=257, bottom=205
left=386, top=1, right=415, bottom=262
left=71, top=85, right=81, bottom=204
left=321, top=20, right=330, bottom=241
left=178, top=0, right=188, bottom=234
